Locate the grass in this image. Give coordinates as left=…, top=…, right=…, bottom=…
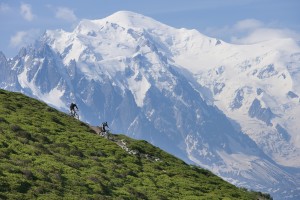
left=0, top=89, right=272, bottom=199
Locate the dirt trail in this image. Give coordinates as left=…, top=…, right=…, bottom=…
left=87, top=124, right=161, bottom=161
left=89, top=125, right=101, bottom=134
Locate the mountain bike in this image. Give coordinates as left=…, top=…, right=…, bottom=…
left=98, top=124, right=111, bottom=139
left=70, top=109, right=79, bottom=120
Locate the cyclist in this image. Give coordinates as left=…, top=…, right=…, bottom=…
left=70, top=102, right=78, bottom=117
left=101, top=122, right=109, bottom=132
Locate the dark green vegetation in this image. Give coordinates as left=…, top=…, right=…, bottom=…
left=0, top=89, right=272, bottom=199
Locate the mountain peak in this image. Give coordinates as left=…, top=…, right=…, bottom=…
left=0, top=51, right=6, bottom=60
left=77, top=10, right=170, bottom=32
left=102, top=10, right=163, bottom=29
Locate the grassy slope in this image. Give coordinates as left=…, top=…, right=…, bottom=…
left=0, top=89, right=272, bottom=200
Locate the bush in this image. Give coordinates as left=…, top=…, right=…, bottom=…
left=0, top=117, right=8, bottom=123
left=0, top=141, right=9, bottom=148
left=16, top=181, right=31, bottom=193
left=11, top=124, right=22, bottom=132
left=46, top=107, right=56, bottom=112
left=0, top=177, right=10, bottom=192
left=16, top=130, right=34, bottom=141
left=22, top=169, right=36, bottom=180
left=3, top=104, right=16, bottom=111
left=35, top=134, right=51, bottom=144
left=51, top=116, right=65, bottom=126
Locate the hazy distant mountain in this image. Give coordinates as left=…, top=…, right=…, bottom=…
left=1, top=11, right=300, bottom=199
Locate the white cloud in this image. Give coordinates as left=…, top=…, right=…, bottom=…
left=205, top=19, right=300, bottom=45
left=231, top=28, right=300, bottom=44
left=20, top=3, right=35, bottom=21
left=233, top=19, right=263, bottom=31
left=55, top=7, right=77, bottom=22
left=0, top=3, right=10, bottom=13
left=10, top=29, right=40, bottom=48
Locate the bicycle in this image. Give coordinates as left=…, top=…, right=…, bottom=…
left=70, top=109, right=79, bottom=120
left=98, top=122, right=110, bottom=139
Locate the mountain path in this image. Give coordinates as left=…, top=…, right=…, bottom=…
left=87, top=124, right=161, bottom=161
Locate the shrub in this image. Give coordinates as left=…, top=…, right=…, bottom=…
left=3, top=104, right=16, bottom=111
left=16, top=130, right=34, bottom=141
left=16, top=103, right=23, bottom=108
left=127, top=187, right=148, bottom=200
left=35, top=134, right=51, bottom=144
left=67, top=160, right=83, bottom=169
left=22, top=169, right=36, bottom=180
left=51, top=116, right=65, bottom=126
left=90, top=150, right=107, bottom=157
left=17, top=181, right=31, bottom=193
left=70, top=149, right=84, bottom=158
left=33, top=143, right=51, bottom=155
left=0, top=194, right=7, bottom=200
left=11, top=124, right=22, bottom=132
left=46, top=107, right=56, bottom=112
left=0, top=141, right=9, bottom=148
left=0, top=117, right=8, bottom=123
left=38, top=128, right=51, bottom=134
left=0, top=177, right=10, bottom=192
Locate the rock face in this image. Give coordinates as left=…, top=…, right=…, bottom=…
left=0, top=52, right=20, bottom=90
left=248, top=98, right=275, bottom=126
left=1, top=11, right=300, bottom=199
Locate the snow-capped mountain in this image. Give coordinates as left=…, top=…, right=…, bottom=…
left=1, top=11, right=300, bottom=199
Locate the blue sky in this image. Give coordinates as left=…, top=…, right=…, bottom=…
left=1, top=0, right=299, bottom=57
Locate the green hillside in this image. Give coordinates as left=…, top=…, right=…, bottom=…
left=0, top=89, right=272, bottom=200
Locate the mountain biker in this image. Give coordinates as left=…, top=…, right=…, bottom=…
left=101, top=122, right=109, bottom=132
left=70, top=102, right=78, bottom=116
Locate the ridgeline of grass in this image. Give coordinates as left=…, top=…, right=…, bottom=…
left=0, top=89, right=272, bottom=199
